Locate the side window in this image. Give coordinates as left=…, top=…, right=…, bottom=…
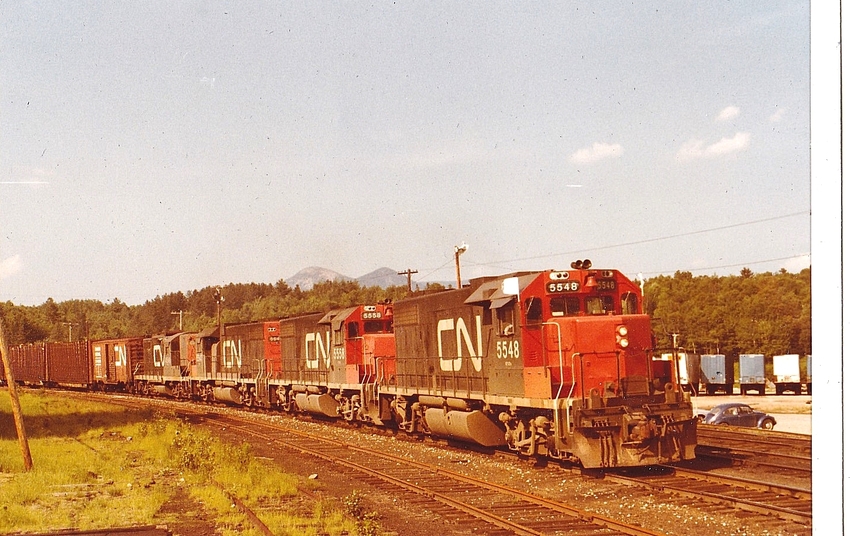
left=525, top=297, right=543, bottom=324
left=347, top=322, right=359, bottom=338
left=621, top=292, right=638, bottom=314
left=497, top=304, right=515, bottom=336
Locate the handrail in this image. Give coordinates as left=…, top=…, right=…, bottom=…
left=542, top=322, right=565, bottom=400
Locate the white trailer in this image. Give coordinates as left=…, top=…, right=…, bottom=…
left=772, top=354, right=802, bottom=395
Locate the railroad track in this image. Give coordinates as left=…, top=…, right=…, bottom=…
left=696, top=425, right=812, bottom=475
left=59, top=391, right=815, bottom=535
left=606, top=465, right=811, bottom=530
left=204, top=411, right=662, bottom=536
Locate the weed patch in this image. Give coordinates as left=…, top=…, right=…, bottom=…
left=0, top=390, right=363, bottom=535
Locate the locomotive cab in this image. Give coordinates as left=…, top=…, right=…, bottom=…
left=318, top=304, right=395, bottom=386
left=461, top=263, right=697, bottom=467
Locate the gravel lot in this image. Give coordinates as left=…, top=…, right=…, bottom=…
left=218, top=404, right=812, bottom=536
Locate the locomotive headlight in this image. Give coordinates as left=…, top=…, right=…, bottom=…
left=616, top=325, right=629, bottom=348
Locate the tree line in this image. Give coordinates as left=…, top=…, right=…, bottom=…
left=644, top=267, right=810, bottom=357
left=1, top=268, right=810, bottom=357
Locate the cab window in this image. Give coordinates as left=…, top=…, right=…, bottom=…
left=550, top=296, right=580, bottom=317
left=363, top=320, right=385, bottom=334
left=497, top=304, right=515, bottom=336
left=347, top=322, right=360, bottom=338
left=585, top=296, right=614, bottom=315
left=525, top=297, right=543, bottom=324
left=621, top=292, right=638, bottom=314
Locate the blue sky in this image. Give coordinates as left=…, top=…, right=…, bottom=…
left=0, top=2, right=821, bottom=305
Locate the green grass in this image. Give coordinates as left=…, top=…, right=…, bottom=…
left=0, top=389, right=367, bottom=535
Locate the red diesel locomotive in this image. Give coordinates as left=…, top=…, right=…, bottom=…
left=3, top=261, right=696, bottom=469
left=387, top=263, right=695, bottom=467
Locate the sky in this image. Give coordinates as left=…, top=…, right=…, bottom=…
left=0, top=2, right=823, bottom=305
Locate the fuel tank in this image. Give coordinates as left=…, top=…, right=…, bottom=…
left=424, top=408, right=507, bottom=447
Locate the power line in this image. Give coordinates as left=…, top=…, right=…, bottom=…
left=414, top=210, right=810, bottom=282
left=482, top=210, right=810, bottom=267
left=631, top=253, right=810, bottom=278
left=450, top=210, right=811, bottom=271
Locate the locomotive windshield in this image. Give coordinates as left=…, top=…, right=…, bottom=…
left=585, top=295, right=615, bottom=315
left=550, top=296, right=580, bottom=317
left=364, top=320, right=391, bottom=333
left=549, top=295, right=621, bottom=316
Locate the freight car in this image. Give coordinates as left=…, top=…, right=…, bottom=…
left=4, top=341, right=92, bottom=387
left=772, top=354, right=803, bottom=395
left=700, top=354, right=735, bottom=395
left=805, top=354, right=812, bottom=395
left=665, top=352, right=699, bottom=395
left=738, top=354, right=766, bottom=395
left=90, top=337, right=144, bottom=391
left=3, top=261, right=697, bottom=469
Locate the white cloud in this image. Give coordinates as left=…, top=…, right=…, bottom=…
left=0, top=255, right=22, bottom=280
left=3, top=165, right=53, bottom=185
left=677, top=132, right=751, bottom=161
left=716, top=106, right=740, bottom=122
left=769, top=107, right=786, bottom=122
left=569, top=142, right=624, bottom=164
left=781, top=254, right=810, bottom=273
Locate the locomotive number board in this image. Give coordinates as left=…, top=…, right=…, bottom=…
left=546, top=279, right=616, bottom=293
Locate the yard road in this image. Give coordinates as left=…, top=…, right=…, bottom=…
left=691, top=394, right=812, bottom=435
left=770, top=413, right=811, bottom=435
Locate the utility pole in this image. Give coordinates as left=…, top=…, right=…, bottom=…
left=0, top=316, right=33, bottom=471
left=213, top=287, right=224, bottom=338
left=62, top=322, right=78, bottom=342
left=171, top=310, right=186, bottom=330
left=454, top=243, right=468, bottom=289
left=397, top=269, right=418, bottom=292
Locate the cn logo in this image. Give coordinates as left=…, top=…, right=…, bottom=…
left=221, top=340, right=242, bottom=368
left=114, top=345, right=127, bottom=368
left=305, top=331, right=331, bottom=370
left=436, top=315, right=483, bottom=372
left=153, top=344, right=163, bottom=367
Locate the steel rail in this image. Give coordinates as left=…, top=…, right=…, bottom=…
left=212, top=413, right=665, bottom=536
left=605, top=470, right=812, bottom=526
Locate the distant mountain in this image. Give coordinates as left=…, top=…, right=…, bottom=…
left=285, top=266, right=409, bottom=290
left=285, top=266, right=352, bottom=291
left=356, top=267, right=409, bottom=288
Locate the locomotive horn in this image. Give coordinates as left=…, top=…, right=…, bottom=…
left=582, top=259, right=592, bottom=269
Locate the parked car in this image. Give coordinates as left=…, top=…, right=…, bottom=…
left=693, top=407, right=711, bottom=421
left=700, top=402, right=776, bottom=430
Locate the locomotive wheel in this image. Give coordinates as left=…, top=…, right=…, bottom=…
left=339, top=397, right=357, bottom=421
